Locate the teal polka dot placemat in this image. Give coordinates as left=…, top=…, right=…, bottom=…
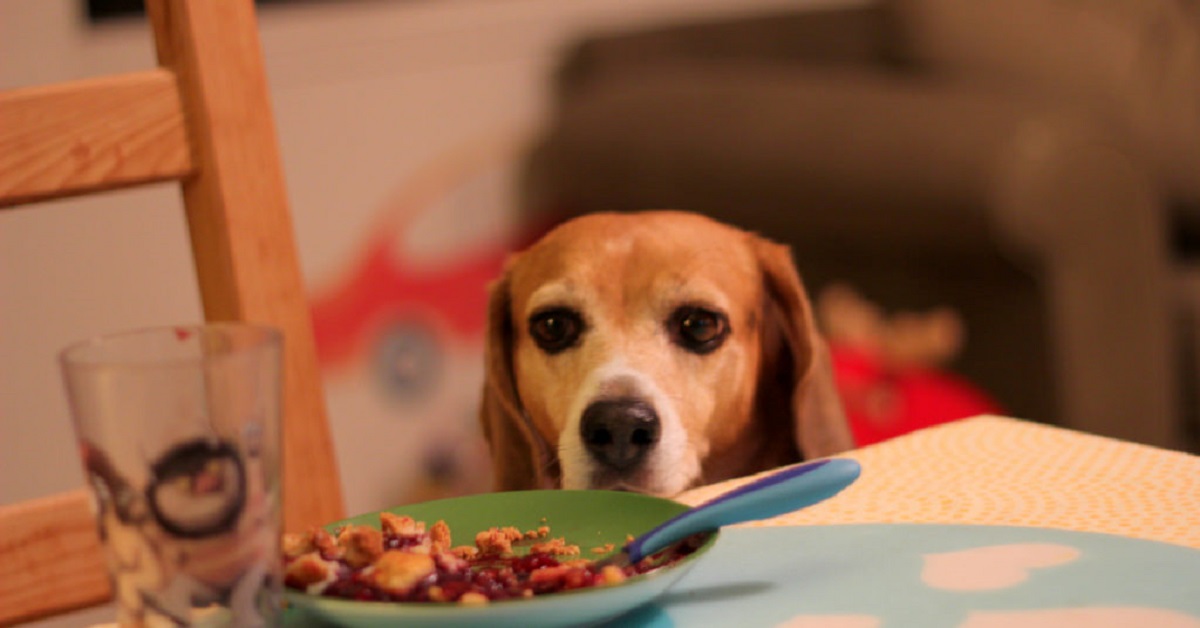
left=609, top=524, right=1200, bottom=627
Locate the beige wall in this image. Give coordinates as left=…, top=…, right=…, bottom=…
left=2, top=0, right=850, bottom=513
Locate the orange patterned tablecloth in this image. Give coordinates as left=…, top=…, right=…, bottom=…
left=677, top=415, right=1200, bottom=549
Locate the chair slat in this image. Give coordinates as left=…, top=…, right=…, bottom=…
left=0, top=70, right=192, bottom=208
left=0, top=491, right=110, bottom=625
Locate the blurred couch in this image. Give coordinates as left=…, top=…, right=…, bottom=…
left=518, top=0, right=1200, bottom=449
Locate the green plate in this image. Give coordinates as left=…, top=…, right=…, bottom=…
left=284, top=490, right=716, bottom=628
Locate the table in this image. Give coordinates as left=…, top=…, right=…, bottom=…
left=69, top=414, right=1200, bottom=627
left=679, top=414, right=1200, bottom=549
left=639, top=414, right=1200, bottom=626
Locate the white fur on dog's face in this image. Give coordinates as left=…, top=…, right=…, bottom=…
left=507, top=212, right=765, bottom=495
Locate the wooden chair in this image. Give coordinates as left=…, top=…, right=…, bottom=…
left=0, top=0, right=344, bottom=623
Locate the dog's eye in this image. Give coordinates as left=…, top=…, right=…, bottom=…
left=670, top=306, right=730, bottom=354
left=529, top=308, right=584, bottom=354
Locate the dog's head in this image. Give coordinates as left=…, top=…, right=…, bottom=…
left=480, top=211, right=852, bottom=495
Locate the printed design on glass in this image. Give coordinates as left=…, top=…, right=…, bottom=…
left=82, top=432, right=276, bottom=626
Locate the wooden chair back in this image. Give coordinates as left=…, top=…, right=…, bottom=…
left=0, top=0, right=344, bottom=622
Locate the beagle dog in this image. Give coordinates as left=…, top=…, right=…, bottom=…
left=480, top=210, right=854, bottom=495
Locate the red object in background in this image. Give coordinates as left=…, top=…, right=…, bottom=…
left=310, top=221, right=553, bottom=372
left=310, top=229, right=507, bottom=370
left=830, top=344, right=1003, bottom=447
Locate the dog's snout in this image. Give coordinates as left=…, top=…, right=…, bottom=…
left=580, top=399, right=660, bottom=471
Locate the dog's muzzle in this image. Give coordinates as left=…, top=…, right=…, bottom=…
left=579, top=398, right=661, bottom=472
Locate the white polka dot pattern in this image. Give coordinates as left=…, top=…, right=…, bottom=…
left=676, top=415, right=1200, bottom=549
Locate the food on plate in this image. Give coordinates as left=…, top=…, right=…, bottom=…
left=283, top=514, right=701, bottom=605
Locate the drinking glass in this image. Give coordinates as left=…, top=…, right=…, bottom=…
left=60, top=324, right=283, bottom=627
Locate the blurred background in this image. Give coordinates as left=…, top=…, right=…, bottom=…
left=3, top=0, right=1198, bottom=540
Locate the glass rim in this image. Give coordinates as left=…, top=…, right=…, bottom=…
left=59, top=323, right=282, bottom=370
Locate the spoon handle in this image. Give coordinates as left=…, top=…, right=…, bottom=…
left=625, top=458, right=861, bottom=564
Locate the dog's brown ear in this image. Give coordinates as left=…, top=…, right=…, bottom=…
left=480, top=267, right=554, bottom=491
left=755, top=239, right=856, bottom=459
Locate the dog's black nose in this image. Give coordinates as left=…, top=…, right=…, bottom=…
left=580, top=399, right=660, bottom=471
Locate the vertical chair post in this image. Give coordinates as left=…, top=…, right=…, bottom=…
left=145, top=0, right=344, bottom=531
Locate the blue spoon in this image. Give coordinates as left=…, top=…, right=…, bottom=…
left=601, top=457, right=861, bottom=568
